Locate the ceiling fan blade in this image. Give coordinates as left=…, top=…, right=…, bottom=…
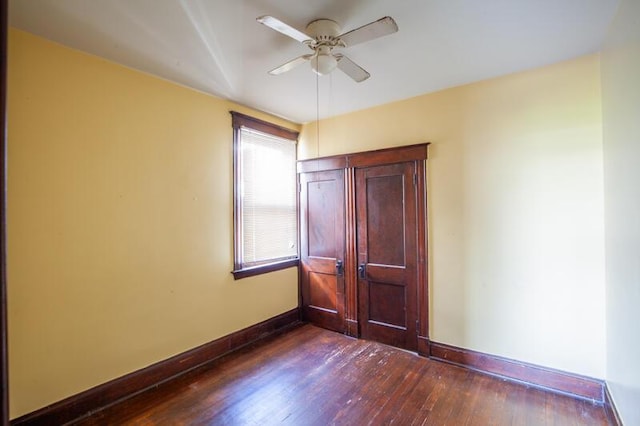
left=257, top=15, right=313, bottom=43
left=335, top=54, right=370, bottom=82
left=269, top=54, right=314, bottom=75
left=338, top=16, right=398, bottom=47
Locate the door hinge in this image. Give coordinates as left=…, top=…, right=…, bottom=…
left=416, top=319, right=420, bottom=330
left=413, top=174, right=417, bottom=186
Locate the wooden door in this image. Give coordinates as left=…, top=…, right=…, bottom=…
left=355, top=162, right=418, bottom=351
left=299, top=169, right=346, bottom=332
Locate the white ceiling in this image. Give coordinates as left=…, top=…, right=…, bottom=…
left=9, top=0, right=620, bottom=124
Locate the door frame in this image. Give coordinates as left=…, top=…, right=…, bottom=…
left=297, top=143, right=430, bottom=354
left=2, top=0, right=10, bottom=422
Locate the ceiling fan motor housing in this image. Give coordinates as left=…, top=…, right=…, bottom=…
left=306, top=19, right=341, bottom=40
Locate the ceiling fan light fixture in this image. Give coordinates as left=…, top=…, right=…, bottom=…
left=311, top=53, right=337, bottom=75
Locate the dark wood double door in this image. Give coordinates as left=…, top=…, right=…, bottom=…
left=299, top=144, right=428, bottom=353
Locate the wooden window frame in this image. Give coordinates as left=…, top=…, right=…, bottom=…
left=230, top=112, right=299, bottom=279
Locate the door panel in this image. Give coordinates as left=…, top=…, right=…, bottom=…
left=308, top=272, right=337, bottom=312
left=300, top=169, right=346, bottom=332
left=356, top=162, right=418, bottom=351
left=365, top=175, right=406, bottom=266
left=307, top=179, right=337, bottom=258
left=368, top=281, right=406, bottom=327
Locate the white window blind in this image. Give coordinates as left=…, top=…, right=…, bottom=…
left=239, top=127, right=297, bottom=266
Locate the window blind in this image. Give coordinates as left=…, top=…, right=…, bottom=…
left=239, top=127, right=297, bottom=266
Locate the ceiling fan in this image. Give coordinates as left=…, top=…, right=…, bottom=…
left=257, top=15, right=398, bottom=82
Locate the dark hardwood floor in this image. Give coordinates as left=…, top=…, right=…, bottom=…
left=76, top=324, right=610, bottom=425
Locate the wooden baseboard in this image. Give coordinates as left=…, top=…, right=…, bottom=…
left=417, top=335, right=429, bottom=357
left=429, top=341, right=604, bottom=402
left=12, top=308, right=300, bottom=426
left=604, top=382, right=623, bottom=426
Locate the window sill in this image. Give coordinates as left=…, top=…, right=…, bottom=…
left=232, top=258, right=299, bottom=280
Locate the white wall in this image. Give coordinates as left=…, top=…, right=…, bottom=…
left=602, top=0, right=640, bottom=423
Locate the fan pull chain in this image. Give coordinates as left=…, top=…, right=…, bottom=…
left=316, top=67, right=320, bottom=171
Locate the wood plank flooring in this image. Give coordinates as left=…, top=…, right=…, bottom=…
left=76, top=324, right=611, bottom=425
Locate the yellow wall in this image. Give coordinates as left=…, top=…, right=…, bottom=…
left=7, top=24, right=611, bottom=419
left=301, top=54, right=605, bottom=378
left=7, top=28, right=299, bottom=418
left=602, top=0, right=640, bottom=423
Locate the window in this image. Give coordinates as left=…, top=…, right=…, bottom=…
left=231, top=112, right=299, bottom=279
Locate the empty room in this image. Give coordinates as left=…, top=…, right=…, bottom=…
left=1, top=0, right=639, bottom=425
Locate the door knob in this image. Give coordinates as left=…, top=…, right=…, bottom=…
left=358, top=263, right=366, bottom=279
left=335, top=260, right=344, bottom=276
